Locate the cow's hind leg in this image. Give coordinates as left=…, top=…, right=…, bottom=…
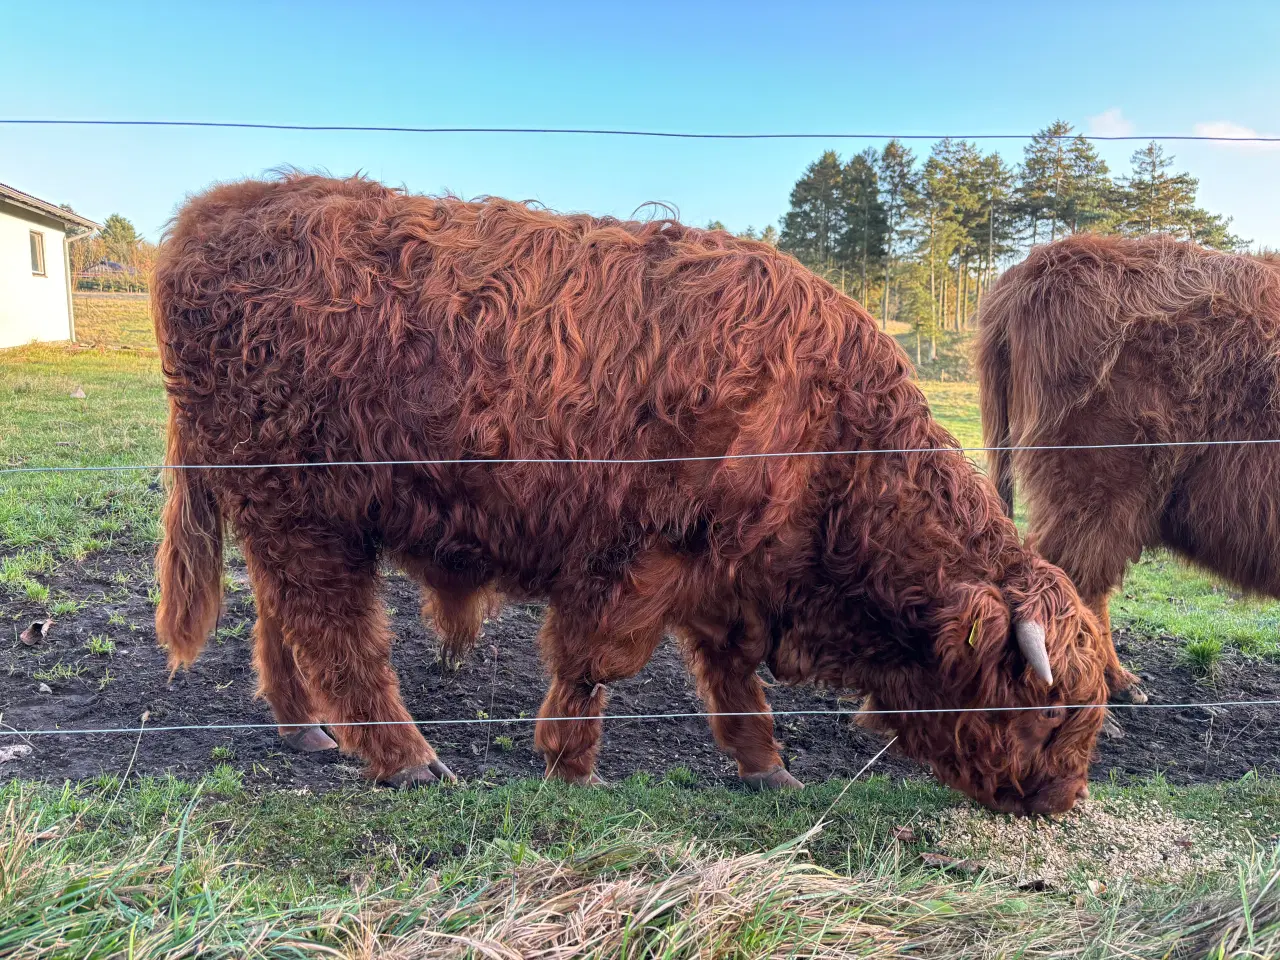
left=242, top=533, right=449, bottom=786
left=247, top=582, right=337, bottom=753
left=679, top=620, right=801, bottom=790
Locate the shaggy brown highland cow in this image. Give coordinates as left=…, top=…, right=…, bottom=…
left=979, top=233, right=1280, bottom=710
left=154, top=174, right=1109, bottom=814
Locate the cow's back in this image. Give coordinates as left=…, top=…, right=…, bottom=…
left=153, top=174, right=920, bottom=582
left=987, top=233, right=1280, bottom=445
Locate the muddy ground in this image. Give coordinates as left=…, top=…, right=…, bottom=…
left=3, top=543, right=1278, bottom=792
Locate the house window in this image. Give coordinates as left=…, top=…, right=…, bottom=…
left=30, top=230, right=46, bottom=276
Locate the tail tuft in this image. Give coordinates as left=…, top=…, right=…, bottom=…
left=154, top=405, right=223, bottom=672
left=976, top=284, right=1015, bottom=519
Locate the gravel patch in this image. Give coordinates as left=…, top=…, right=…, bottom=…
left=930, top=796, right=1261, bottom=888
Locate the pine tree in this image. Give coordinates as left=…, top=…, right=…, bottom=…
left=1184, top=208, right=1247, bottom=251
left=758, top=224, right=779, bottom=246
left=914, top=143, right=966, bottom=353
left=773, top=124, right=1248, bottom=324
left=100, top=214, right=141, bottom=265
left=974, top=151, right=1018, bottom=298
left=1016, top=121, right=1073, bottom=244
left=780, top=151, right=846, bottom=268
left=1119, top=142, right=1199, bottom=235
left=837, top=148, right=888, bottom=302
left=1062, top=135, right=1116, bottom=234
left=914, top=163, right=951, bottom=360
left=878, top=140, right=919, bottom=330
left=1118, top=143, right=1247, bottom=250
left=930, top=140, right=987, bottom=328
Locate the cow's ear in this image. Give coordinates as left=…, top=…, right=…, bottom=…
left=935, top=583, right=1007, bottom=681
left=1014, top=620, right=1053, bottom=686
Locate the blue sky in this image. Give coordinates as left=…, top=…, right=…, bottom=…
left=3, top=0, right=1278, bottom=246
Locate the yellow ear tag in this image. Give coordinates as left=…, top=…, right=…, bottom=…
left=967, top=620, right=979, bottom=647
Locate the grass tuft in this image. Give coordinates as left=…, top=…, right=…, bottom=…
left=84, top=634, right=116, bottom=656
left=1185, top=636, right=1227, bottom=676
left=32, top=661, right=88, bottom=684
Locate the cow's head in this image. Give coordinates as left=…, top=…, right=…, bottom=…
left=866, top=570, right=1107, bottom=815
left=769, top=561, right=1108, bottom=815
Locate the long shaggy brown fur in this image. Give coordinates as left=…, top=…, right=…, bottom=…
left=154, top=173, right=1108, bottom=814
left=153, top=405, right=223, bottom=671
left=978, top=232, right=1280, bottom=685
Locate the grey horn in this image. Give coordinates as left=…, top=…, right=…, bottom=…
left=1015, top=620, right=1053, bottom=686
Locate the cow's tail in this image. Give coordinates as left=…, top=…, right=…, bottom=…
left=154, top=401, right=223, bottom=673
left=976, top=287, right=1016, bottom=519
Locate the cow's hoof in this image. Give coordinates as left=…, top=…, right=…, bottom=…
left=281, top=726, right=338, bottom=753
left=1101, top=715, right=1126, bottom=740
left=1111, top=684, right=1149, bottom=705
left=427, top=758, right=457, bottom=783
left=380, top=758, right=456, bottom=789
left=742, top=766, right=804, bottom=791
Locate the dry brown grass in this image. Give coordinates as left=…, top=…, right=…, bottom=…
left=351, top=838, right=974, bottom=958
left=332, top=832, right=1280, bottom=959
left=71, top=292, right=155, bottom=350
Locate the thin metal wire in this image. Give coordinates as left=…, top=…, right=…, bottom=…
left=2, top=699, right=1276, bottom=739
left=2, top=119, right=1278, bottom=142
left=4, top=437, right=1280, bottom=477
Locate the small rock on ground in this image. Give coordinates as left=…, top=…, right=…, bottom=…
left=0, top=744, right=34, bottom=763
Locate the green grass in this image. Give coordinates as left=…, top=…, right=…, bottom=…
left=50, top=596, right=82, bottom=617
left=1185, top=636, right=1226, bottom=676
left=1, top=773, right=1278, bottom=958
left=918, top=380, right=985, bottom=449
left=0, top=343, right=165, bottom=562
left=1112, top=555, right=1280, bottom=657
left=31, top=660, right=88, bottom=684
left=71, top=292, right=157, bottom=350
left=84, top=634, right=116, bottom=656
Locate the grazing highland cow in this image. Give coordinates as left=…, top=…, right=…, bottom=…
left=154, top=174, right=1109, bottom=814
left=978, top=233, right=1280, bottom=715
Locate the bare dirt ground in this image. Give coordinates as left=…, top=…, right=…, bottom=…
left=3, top=543, right=1278, bottom=791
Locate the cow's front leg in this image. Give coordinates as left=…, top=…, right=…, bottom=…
left=678, top=619, right=802, bottom=790
left=533, top=607, right=664, bottom=784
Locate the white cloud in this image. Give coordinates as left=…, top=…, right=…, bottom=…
left=1192, top=121, right=1280, bottom=152
left=1087, top=108, right=1134, bottom=137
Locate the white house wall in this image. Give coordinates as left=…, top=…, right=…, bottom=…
left=0, top=203, right=73, bottom=350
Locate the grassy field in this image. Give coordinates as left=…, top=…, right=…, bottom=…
left=71, top=292, right=157, bottom=350
left=4, top=296, right=1280, bottom=956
